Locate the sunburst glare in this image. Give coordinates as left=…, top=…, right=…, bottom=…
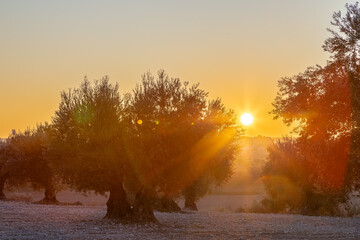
left=240, top=113, right=254, bottom=126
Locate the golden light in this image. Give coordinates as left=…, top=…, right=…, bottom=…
left=137, top=119, right=143, bottom=125
left=240, top=113, right=253, bottom=126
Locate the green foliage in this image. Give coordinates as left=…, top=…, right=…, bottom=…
left=0, top=124, right=58, bottom=201
left=2, top=70, right=241, bottom=219
left=125, top=70, right=242, bottom=206
left=51, top=76, right=126, bottom=194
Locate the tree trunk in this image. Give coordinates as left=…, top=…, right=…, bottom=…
left=105, top=181, right=132, bottom=219
left=37, top=180, right=58, bottom=204
left=153, top=197, right=182, bottom=212
left=184, top=195, right=198, bottom=211
left=0, top=175, right=6, bottom=200
left=133, top=188, right=157, bottom=222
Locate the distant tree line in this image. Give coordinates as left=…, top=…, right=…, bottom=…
left=0, top=71, right=242, bottom=222
left=263, top=2, right=360, bottom=216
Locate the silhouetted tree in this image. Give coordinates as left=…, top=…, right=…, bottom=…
left=126, top=70, right=242, bottom=217
left=4, top=124, right=59, bottom=203
left=323, top=2, right=360, bottom=70
left=51, top=71, right=241, bottom=222
left=267, top=2, right=360, bottom=215
left=123, top=71, right=208, bottom=220
left=0, top=141, right=8, bottom=200
left=323, top=2, right=360, bottom=192
left=262, top=139, right=303, bottom=213
left=51, top=77, right=132, bottom=218
left=182, top=99, right=241, bottom=210
left=264, top=137, right=350, bottom=215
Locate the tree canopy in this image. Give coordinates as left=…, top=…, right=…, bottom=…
left=0, top=124, right=58, bottom=203
left=49, top=71, right=242, bottom=221
left=266, top=2, right=360, bottom=216
left=51, top=77, right=133, bottom=218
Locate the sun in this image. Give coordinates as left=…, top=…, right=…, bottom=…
left=240, top=113, right=254, bottom=126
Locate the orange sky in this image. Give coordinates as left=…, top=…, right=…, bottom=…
left=0, top=0, right=354, bottom=138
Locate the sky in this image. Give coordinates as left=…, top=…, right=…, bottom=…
left=0, top=0, right=355, bottom=138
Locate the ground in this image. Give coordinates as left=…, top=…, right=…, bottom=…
left=1, top=200, right=360, bottom=240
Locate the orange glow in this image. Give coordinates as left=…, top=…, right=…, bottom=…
left=128, top=126, right=238, bottom=195
left=0, top=1, right=347, bottom=138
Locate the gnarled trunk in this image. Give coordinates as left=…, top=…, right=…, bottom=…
left=133, top=188, right=157, bottom=222
left=0, top=175, right=6, bottom=200
left=105, top=181, right=132, bottom=219
left=37, top=179, right=58, bottom=204
left=184, top=195, right=198, bottom=211
left=153, top=197, right=181, bottom=212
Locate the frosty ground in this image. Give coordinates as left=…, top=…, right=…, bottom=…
left=1, top=200, right=360, bottom=240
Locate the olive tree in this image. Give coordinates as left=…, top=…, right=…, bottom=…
left=2, top=124, right=59, bottom=203
left=182, top=99, right=241, bottom=210
left=0, top=141, right=8, bottom=200
left=266, top=2, right=360, bottom=215
left=126, top=70, right=242, bottom=217
left=51, top=77, right=132, bottom=218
